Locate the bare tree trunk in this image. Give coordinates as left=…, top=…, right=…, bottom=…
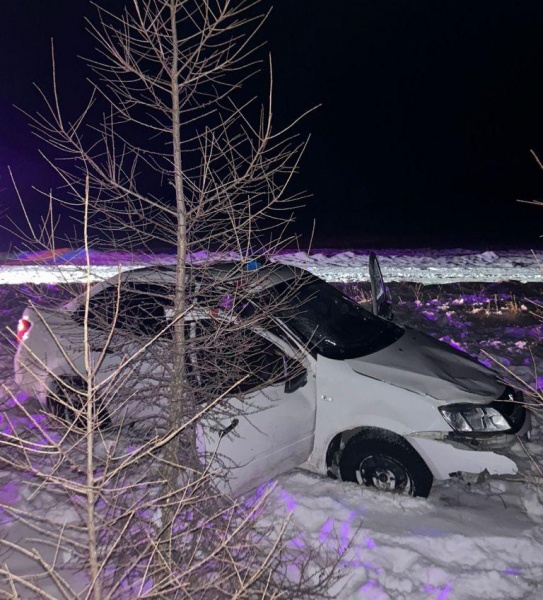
left=158, top=0, right=194, bottom=562
left=82, top=175, right=103, bottom=600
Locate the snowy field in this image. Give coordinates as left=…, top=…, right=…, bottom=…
left=2, top=247, right=543, bottom=285
left=1, top=247, right=543, bottom=599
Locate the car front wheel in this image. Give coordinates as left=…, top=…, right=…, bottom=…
left=339, top=429, right=433, bottom=498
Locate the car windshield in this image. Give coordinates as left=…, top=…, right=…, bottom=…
left=273, top=277, right=404, bottom=359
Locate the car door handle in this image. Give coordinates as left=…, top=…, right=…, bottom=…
left=219, top=418, right=239, bottom=437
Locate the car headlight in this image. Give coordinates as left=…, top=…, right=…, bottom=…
left=439, top=404, right=511, bottom=433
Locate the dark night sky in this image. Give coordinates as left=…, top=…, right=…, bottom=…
left=2, top=1, right=543, bottom=251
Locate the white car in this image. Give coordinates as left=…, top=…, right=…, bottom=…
left=14, top=255, right=530, bottom=497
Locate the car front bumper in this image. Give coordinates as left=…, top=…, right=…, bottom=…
left=408, top=400, right=531, bottom=481
left=409, top=435, right=519, bottom=480
left=408, top=418, right=531, bottom=482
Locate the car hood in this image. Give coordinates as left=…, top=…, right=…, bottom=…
left=346, top=328, right=504, bottom=403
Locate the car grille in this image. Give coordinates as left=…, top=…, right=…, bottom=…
left=490, top=387, right=526, bottom=434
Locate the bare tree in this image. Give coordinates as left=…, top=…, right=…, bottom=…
left=2, top=185, right=342, bottom=598
left=0, top=1, right=345, bottom=598
left=25, top=0, right=311, bottom=461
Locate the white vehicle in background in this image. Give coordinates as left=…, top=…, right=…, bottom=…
left=14, top=254, right=530, bottom=498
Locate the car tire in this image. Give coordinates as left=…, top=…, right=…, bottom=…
left=47, top=377, right=111, bottom=429
left=339, top=429, right=433, bottom=498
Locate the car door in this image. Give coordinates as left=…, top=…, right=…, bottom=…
left=196, top=327, right=316, bottom=496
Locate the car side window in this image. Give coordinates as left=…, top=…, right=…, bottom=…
left=187, top=320, right=300, bottom=398
left=74, top=287, right=117, bottom=331
left=76, top=283, right=172, bottom=337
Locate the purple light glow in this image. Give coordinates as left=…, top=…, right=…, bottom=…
left=5, top=393, right=30, bottom=408
left=339, top=520, right=350, bottom=554
left=278, top=489, right=297, bottom=512
left=289, top=533, right=305, bottom=550
left=438, top=336, right=466, bottom=353
left=243, top=482, right=271, bottom=510
left=339, top=542, right=382, bottom=571
left=318, top=517, right=334, bottom=543
left=422, top=311, right=438, bottom=322
left=358, top=579, right=377, bottom=592
left=503, top=568, right=522, bottom=575
left=437, top=583, right=453, bottom=600
left=357, top=578, right=387, bottom=599
left=25, top=413, right=48, bottom=430
left=423, top=583, right=453, bottom=599
left=0, top=414, right=13, bottom=436
left=218, top=294, right=234, bottom=310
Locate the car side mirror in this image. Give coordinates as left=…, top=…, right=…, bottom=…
left=369, top=251, right=394, bottom=321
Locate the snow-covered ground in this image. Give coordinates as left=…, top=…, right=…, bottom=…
left=2, top=246, right=543, bottom=284
left=1, top=248, right=543, bottom=599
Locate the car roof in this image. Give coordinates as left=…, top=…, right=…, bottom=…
left=119, top=260, right=305, bottom=288
left=65, top=260, right=308, bottom=309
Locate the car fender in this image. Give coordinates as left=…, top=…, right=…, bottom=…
left=305, top=354, right=449, bottom=473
